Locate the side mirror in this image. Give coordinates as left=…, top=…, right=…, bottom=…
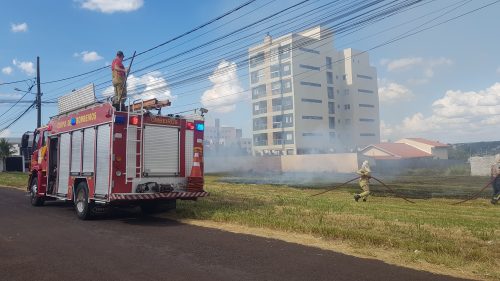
left=21, top=132, right=33, bottom=148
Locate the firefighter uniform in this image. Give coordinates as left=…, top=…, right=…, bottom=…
left=490, top=155, right=500, bottom=204
left=354, top=161, right=371, bottom=202
left=112, top=51, right=127, bottom=109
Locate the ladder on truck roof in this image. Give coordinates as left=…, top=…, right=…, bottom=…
left=125, top=99, right=144, bottom=184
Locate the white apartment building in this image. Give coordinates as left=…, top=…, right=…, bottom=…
left=249, top=26, right=380, bottom=156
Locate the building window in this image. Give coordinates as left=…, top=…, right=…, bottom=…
left=272, top=96, right=293, bottom=111
left=270, top=47, right=279, bottom=63
left=253, top=117, right=267, bottom=131
left=253, top=100, right=267, bottom=115
left=328, top=102, right=335, bottom=114
left=359, top=118, right=375, bottom=122
left=273, top=131, right=294, bottom=145
left=344, top=104, right=350, bottom=110
left=329, top=117, right=335, bottom=129
left=250, top=69, right=264, bottom=84
left=252, top=84, right=266, bottom=99
left=271, top=79, right=292, bottom=95
left=300, top=81, right=321, bottom=87
left=342, top=74, right=346, bottom=80
left=273, top=113, right=293, bottom=128
left=253, top=133, right=268, bottom=146
left=329, top=132, right=335, bottom=143
left=299, top=47, right=319, bottom=54
left=250, top=52, right=265, bottom=68
left=271, top=62, right=292, bottom=78
left=344, top=89, right=350, bottom=96
left=358, top=89, right=374, bottom=94
left=302, top=116, right=323, bottom=120
left=327, top=72, right=333, bottom=84
left=299, top=64, right=320, bottom=71
left=327, top=87, right=334, bottom=99
left=302, top=133, right=323, bottom=136
left=359, top=104, right=374, bottom=108
left=280, top=44, right=291, bottom=60
left=360, top=133, right=376, bottom=137
left=326, top=57, right=332, bottom=70
left=301, top=98, right=322, bottom=103
left=357, top=74, right=372, bottom=80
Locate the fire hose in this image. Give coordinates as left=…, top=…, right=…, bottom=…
left=371, top=176, right=416, bottom=204
left=311, top=176, right=415, bottom=203
left=451, top=177, right=496, bottom=205
left=310, top=176, right=360, bottom=197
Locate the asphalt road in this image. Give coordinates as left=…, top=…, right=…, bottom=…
left=0, top=187, right=469, bottom=281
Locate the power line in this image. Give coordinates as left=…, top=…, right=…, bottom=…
left=39, top=0, right=259, bottom=86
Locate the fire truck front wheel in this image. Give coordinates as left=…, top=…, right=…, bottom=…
left=29, top=176, right=44, bottom=206
left=74, top=182, right=94, bottom=220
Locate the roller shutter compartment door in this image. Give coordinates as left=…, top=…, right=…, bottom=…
left=95, top=124, right=111, bottom=195
left=143, top=126, right=179, bottom=176
left=57, top=133, right=70, bottom=195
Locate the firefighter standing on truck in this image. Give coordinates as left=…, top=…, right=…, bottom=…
left=490, top=154, right=500, bottom=205
left=354, top=160, right=371, bottom=202
left=112, top=51, right=127, bottom=110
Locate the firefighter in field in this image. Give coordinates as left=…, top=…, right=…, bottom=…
left=490, top=155, right=500, bottom=205
left=354, top=160, right=371, bottom=202
left=111, top=51, right=127, bottom=110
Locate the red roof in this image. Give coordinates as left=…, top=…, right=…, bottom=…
left=402, top=138, right=449, bottom=147
left=361, top=143, right=433, bottom=159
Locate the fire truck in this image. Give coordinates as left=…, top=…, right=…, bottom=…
left=22, top=84, right=208, bottom=219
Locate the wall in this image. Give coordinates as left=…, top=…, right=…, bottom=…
left=205, top=153, right=358, bottom=173
left=469, top=156, right=495, bottom=176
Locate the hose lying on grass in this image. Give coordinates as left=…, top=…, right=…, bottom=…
left=451, top=177, right=495, bottom=205
left=371, top=176, right=416, bottom=204
left=311, top=176, right=415, bottom=204
left=310, top=176, right=360, bottom=197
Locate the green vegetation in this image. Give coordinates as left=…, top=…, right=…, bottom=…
left=173, top=175, right=500, bottom=280
left=0, top=172, right=28, bottom=188
left=0, top=138, right=15, bottom=171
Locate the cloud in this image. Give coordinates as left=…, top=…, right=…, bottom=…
left=74, top=51, right=103, bottom=62
left=11, top=22, right=28, bottom=33
left=12, top=59, right=35, bottom=76
left=0, top=129, right=12, bottom=138
left=385, top=57, right=423, bottom=71
left=102, top=71, right=173, bottom=101
left=201, top=60, right=244, bottom=113
left=378, top=79, right=413, bottom=103
left=2, top=67, right=13, bottom=75
left=384, top=82, right=500, bottom=142
left=79, top=0, right=144, bottom=13
left=382, top=57, right=452, bottom=84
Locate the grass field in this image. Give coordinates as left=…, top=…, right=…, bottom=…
left=1, top=172, right=498, bottom=279
left=172, top=174, right=500, bottom=280
left=0, top=172, right=28, bottom=189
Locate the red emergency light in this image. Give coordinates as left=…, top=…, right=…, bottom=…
left=130, top=116, right=139, bottom=125
left=186, top=122, right=195, bottom=130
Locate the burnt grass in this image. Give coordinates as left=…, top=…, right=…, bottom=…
left=215, top=173, right=492, bottom=200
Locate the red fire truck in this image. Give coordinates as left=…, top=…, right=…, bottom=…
left=22, top=86, right=208, bottom=219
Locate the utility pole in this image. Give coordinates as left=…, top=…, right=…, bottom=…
left=36, top=56, right=41, bottom=128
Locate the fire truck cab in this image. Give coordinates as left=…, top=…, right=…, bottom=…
left=23, top=84, right=208, bottom=219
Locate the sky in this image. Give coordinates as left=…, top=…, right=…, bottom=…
left=1, top=0, right=500, bottom=144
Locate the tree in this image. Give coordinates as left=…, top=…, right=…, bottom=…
left=0, top=138, right=15, bottom=172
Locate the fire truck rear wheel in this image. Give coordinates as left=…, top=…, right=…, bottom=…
left=29, top=176, right=44, bottom=206
left=75, top=182, right=94, bottom=220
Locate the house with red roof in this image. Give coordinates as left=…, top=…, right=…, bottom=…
left=361, top=138, right=450, bottom=160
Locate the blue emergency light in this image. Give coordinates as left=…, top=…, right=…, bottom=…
left=114, top=116, right=125, bottom=124
left=70, top=117, right=77, bottom=126
left=196, top=123, right=204, bottom=131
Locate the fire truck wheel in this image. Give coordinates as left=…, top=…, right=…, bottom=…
left=29, top=176, right=44, bottom=207
left=75, top=182, right=94, bottom=220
